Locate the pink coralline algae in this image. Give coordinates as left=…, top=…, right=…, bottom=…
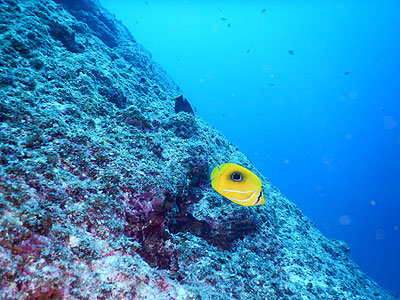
left=0, top=231, right=64, bottom=299
left=0, top=0, right=397, bottom=299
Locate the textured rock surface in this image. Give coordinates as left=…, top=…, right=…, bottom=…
left=0, top=0, right=397, bottom=299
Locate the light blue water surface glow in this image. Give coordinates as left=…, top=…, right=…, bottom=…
left=100, top=0, right=400, bottom=295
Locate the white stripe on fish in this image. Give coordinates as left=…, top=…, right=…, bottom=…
left=224, top=189, right=257, bottom=202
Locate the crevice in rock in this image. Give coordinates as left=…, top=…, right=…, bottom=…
left=49, top=21, right=85, bottom=53
left=164, top=193, right=258, bottom=251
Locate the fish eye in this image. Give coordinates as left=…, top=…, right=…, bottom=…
left=231, top=172, right=242, bottom=181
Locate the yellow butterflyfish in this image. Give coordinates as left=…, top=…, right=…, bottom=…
left=210, top=163, right=265, bottom=206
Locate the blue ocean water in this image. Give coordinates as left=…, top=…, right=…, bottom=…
left=100, top=0, right=400, bottom=294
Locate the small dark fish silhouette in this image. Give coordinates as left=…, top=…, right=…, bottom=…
left=221, top=17, right=227, bottom=21
left=227, top=23, right=231, bottom=27
left=261, top=8, right=266, bottom=13
left=344, top=71, right=350, bottom=75
left=288, top=50, right=294, bottom=55
left=174, top=94, right=194, bottom=115
left=268, top=83, right=275, bottom=87
left=246, top=49, right=250, bottom=53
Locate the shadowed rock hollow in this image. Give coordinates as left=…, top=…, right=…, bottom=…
left=0, top=0, right=396, bottom=299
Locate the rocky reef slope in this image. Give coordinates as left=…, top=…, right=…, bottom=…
left=0, top=0, right=396, bottom=299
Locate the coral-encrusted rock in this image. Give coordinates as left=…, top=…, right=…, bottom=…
left=0, top=0, right=396, bottom=299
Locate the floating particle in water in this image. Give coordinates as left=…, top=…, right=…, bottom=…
left=227, top=23, right=231, bottom=27
left=339, top=215, right=351, bottom=226
left=322, top=153, right=334, bottom=165
left=261, top=8, right=266, bottom=13
left=357, top=162, right=367, bottom=172
left=381, top=107, right=385, bottom=112
left=246, top=49, right=250, bottom=53
left=268, top=83, right=275, bottom=86
left=384, top=115, right=397, bottom=130
left=349, top=90, right=358, bottom=100
left=288, top=50, right=294, bottom=55
left=376, top=228, right=386, bottom=240
left=344, top=71, right=350, bottom=75
left=370, top=200, right=376, bottom=206
left=221, top=17, right=227, bottom=21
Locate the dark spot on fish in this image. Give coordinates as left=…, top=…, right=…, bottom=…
left=174, top=94, right=194, bottom=115
left=288, top=50, right=294, bottom=55
left=227, top=23, right=231, bottom=27
left=221, top=17, right=227, bottom=21
left=261, top=8, right=266, bottom=13
left=344, top=71, right=350, bottom=75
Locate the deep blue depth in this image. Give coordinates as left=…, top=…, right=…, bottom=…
left=100, top=0, right=400, bottom=294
